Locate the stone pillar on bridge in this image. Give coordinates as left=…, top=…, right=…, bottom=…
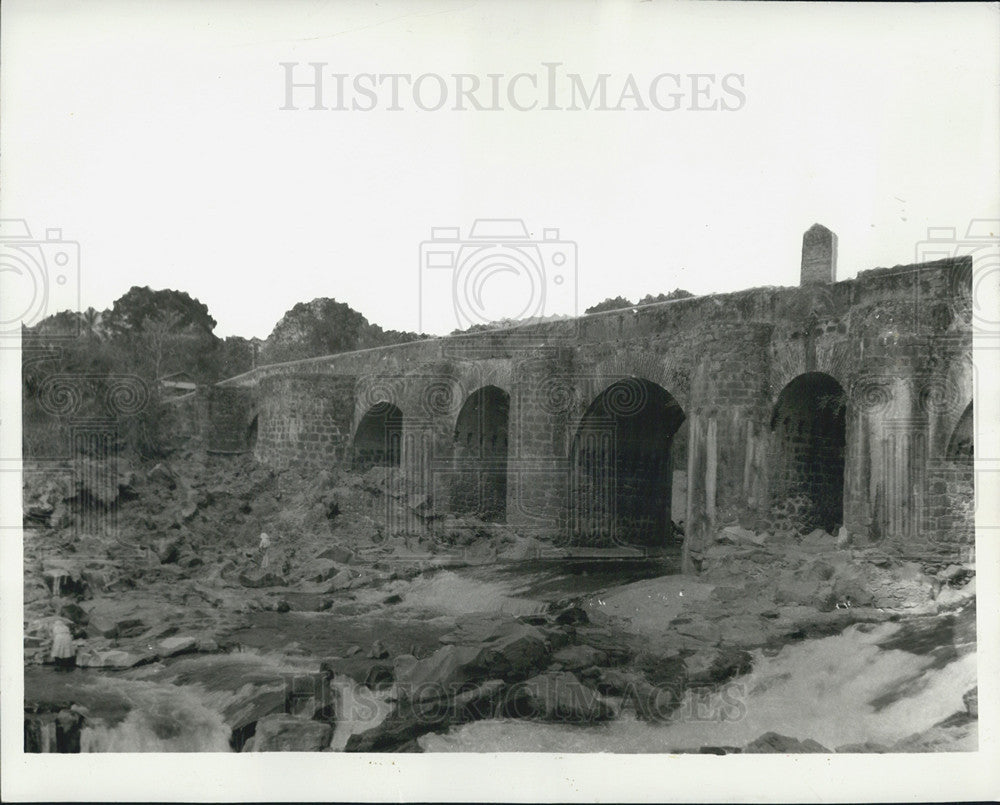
left=507, top=348, right=575, bottom=540
left=801, top=224, right=838, bottom=286
left=682, top=323, right=771, bottom=573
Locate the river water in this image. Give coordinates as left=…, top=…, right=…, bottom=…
left=23, top=558, right=976, bottom=753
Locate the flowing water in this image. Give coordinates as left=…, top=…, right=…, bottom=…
left=420, top=614, right=977, bottom=752
left=23, top=557, right=975, bottom=753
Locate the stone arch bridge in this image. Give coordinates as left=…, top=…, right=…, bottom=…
left=208, top=228, right=975, bottom=570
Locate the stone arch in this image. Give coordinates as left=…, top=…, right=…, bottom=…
left=451, top=385, right=510, bottom=520
left=767, top=371, right=846, bottom=534
left=569, top=376, right=686, bottom=548
left=352, top=402, right=403, bottom=470
left=946, top=400, right=974, bottom=463
left=579, top=355, right=692, bottom=414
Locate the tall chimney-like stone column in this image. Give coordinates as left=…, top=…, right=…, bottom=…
left=801, top=223, right=837, bottom=285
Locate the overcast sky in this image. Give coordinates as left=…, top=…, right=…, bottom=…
left=2, top=1, right=998, bottom=338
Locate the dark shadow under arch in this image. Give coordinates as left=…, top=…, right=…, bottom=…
left=570, top=377, right=686, bottom=548
left=768, top=371, right=846, bottom=534
left=353, top=402, right=403, bottom=470
left=947, top=401, right=974, bottom=463
left=452, top=385, right=509, bottom=521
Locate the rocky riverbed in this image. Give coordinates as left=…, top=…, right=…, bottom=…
left=22, top=451, right=978, bottom=753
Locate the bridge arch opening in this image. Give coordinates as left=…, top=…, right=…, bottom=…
left=352, top=402, right=403, bottom=470
left=570, top=377, right=686, bottom=548
left=768, top=371, right=846, bottom=534
left=452, top=385, right=509, bottom=521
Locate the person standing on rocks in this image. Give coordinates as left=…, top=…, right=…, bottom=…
left=258, top=531, right=271, bottom=569
left=50, top=620, right=76, bottom=672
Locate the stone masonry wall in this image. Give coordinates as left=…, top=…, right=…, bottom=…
left=213, top=254, right=975, bottom=567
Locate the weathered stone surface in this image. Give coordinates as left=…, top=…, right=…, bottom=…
left=157, top=636, right=198, bottom=657
left=83, top=599, right=151, bottom=639
left=244, top=714, right=333, bottom=752
left=549, top=644, right=607, bottom=671
left=238, top=571, right=287, bottom=588
left=683, top=647, right=753, bottom=686
left=232, top=252, right=973, bottom=565
left=891, top=711, right=977, bottom=752
left=317, top=544, right=354, bottom=565
left=963, top=687, right=978, bottom=718
left=394, top=645, right=483, bottom=700
left=76, top=648, right=154, bottom=669
left=321, top=656, right=395, bottom=690
left=744, top=731, right=830, bottom=753
left=513, top=672, right=616, bottom=723
left=307, top=558, right=341, bottom=583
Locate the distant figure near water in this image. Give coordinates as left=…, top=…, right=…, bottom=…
left=258, top=531, right=271, bottom=569
left=51, top=620, right=75, bottom=672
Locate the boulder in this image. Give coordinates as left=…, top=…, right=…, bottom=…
left=59, top=603, right=89, bottom=626
left=244, top=714, right=333, bottom=752
left=963, top=687, right=978, bottom=719
left=238, top=571, right=287, bottom=589
left=322, top=570, right=354, bottom=592
left=513, top=672, right=616, bottom=723
left=344, top=703, right=434, bottom=752
left=147, top=462, right=177, bottom=489
left=368, top=640, right=389, bottom=659
left=835, top=741, right=890, bottom=753
left=891, top=711, right=977, bottom=752
left=684, top=647, right=753, bottom=687
left=307, top=559, right=341, bottom=583
left=320, top=656, right=394, bottom=690
left=393, top=644, right=483, bottom=701
left=156, top=537, right=183, bottom=565
left=549, top=644, right=607, bottom=671
left=76, top=648, right=154, bottom=669
left=317, top=544, right=354, bottom=565
left=450, top=679, right=506, bottom=723
left=718, top=525, right=763, bottom=546
left=799, top=529, right=834, bottom=552
left=157, top=636, right=198, bottom=658
left=744, top=731, right=829, bottom=753
left=472, top=620, right=550, bottom=680
left=553, top=606, right=589, bottom=626
left=84, top=600, right=150, bottom=639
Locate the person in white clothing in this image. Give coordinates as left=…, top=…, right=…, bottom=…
left=258, top=531, right=271, bottom=569
left=51, top=620, right=76, bottom=671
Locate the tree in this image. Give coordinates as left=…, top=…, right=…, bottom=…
left=262, top=298, right=424, bottom=364
left=103, top=286, right=216, bottom=339
left=262, top=299, right=371, bottom=363
left=638, top=289, right=694, bottom=305
left=585, top=296, right=634, bottom=315
left=80, top=307, right=104, bottom=340
left=213, top=336, right=257, bottom=378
